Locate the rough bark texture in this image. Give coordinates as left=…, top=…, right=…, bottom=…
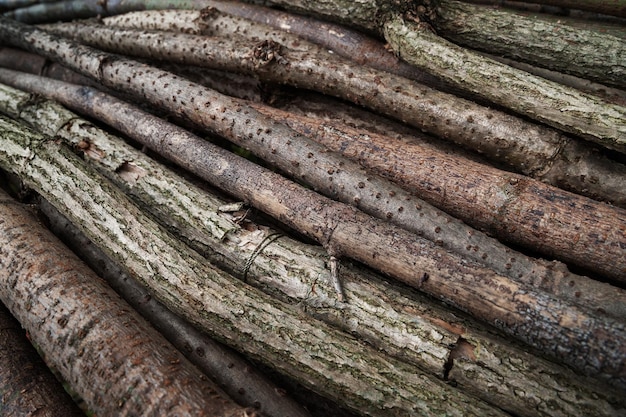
left=0, top=116, right=509, bottom=417
left=37, top=200, right=311, bottom=417
left=465, top=0, right=626, bottom=18
left=3, top=78, right=624, bottom=416
left=39, top=202, right=626, bottom=417
left=7, top=2, right=626, bottom=153
left=0, top=301, right=85, bottom=417
left=3, top=24, right=625, bottom=282
left=0, top=186, right=250, bottom=417
left=5, top=72, right=625, bottom=322
left=383, top=14, right=626, bottom=154
left=249, top=103, right=626, bottom=315
left=43, top=19, right=626, bottom=205
left=480, top=52, right=626, bottom=107
left=430, top=0, right=626, bottom=88
left=103, top=7, right=454, bottom=91
left=43, top=20, right=582, bottom=177
left=2, top=79, right=625, bottom=394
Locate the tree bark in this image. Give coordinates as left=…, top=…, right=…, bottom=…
left=464, top=0, right=626, bottom=18
left=0, top=186, right=251, bottom=417
left=429, top=0, right=626, bottom=89
left=382, top=13, right=626, bottom=153
left=38, top=186, right=626, bottom=417
left=0, top=301, right=85, bottom=417
left=3, top=77, right=625, bottom=415
left=479, top=52, right=626, bottom=107
left=2, top=79, right=626, bottom=393
left=0, top=116, right=509, bottom=417
left=3, top=23, right=625, bottom=282
left=4, top=71, right=624, bottom=323
left=47, top=18, right=624, bottom=180
left=36, top=199, right=311, bottom=417
left=103, top=5, right=455, bottom=91
left=44, top=16, right=626, bottom=208
left=7, top=0, right=626, bottom=152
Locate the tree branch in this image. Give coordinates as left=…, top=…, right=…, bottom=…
left=0, top=186, right=250, bottom=417
left=0, top=115, right=509, bottom=417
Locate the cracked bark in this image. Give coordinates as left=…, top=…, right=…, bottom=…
left=0, top=115, right=509, bottom=417
left=1, top=84, right=624, bottom=417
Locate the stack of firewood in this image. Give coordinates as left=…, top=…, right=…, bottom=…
left=0, top=1, right=624, bottom=416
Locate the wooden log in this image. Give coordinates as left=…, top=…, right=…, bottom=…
left=5, top=0, right=626, bottom=152
left=2, top=73, right=624, bottom=324
left=1, top=86, right=624, bottom=417
left=0, top=187, right=251, bottom=417
left=46, top=17, right=625, bottom=185
left=0, top=301, right=85, bottom=417
left=462, top=0, right=626, bottom=18
left=428, top=0, right=626, bottom=88
left=16, top=21, right=626, bottom=281
left=0, top=76, right=625, bottom=392
left=36, top=200, right=311, bottom=417
left=0, top=115, right=509, bottom=417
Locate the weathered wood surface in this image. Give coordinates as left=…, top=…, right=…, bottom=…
left=2, top=78, right=624, bottom=416
left=0, top=302, right=85, bottom=417
left=0, top=185, right=250, bottom=417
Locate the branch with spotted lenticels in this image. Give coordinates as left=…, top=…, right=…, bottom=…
left=24, top=18, right=626, bottom=282
left=1, top=77, right=626, bottom=417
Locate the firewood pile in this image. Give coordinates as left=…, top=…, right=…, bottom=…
left=0, top=1, right=624, bottom=416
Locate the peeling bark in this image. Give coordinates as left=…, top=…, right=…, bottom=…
left=0, top=187, right=251, bottom=417
left=0, top=116, right=509, bottom=417
left=0, top=301, right=84, bottom=417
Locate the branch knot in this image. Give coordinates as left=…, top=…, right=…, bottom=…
left=252, top=40, right=288, bottom=68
